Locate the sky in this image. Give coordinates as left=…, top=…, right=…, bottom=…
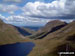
left=0, top=0, right=75, bottom=26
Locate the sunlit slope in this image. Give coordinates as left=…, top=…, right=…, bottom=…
left=29, top=20, right=67, bottom=39
left=0, top=19, right=23, bottom=45
left=28, top=21, right=75, bottom=56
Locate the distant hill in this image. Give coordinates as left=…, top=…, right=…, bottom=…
left=22, top=27, right=36, bottom=34
left=24, top=26, right=41, bottom=31
left=0, top=19, right=23, bottom=45
left=29, top=20, right=67, bottom=39
left=14, top=26, right=37, bottom=37
left=28, top=20, right=75, bottom=56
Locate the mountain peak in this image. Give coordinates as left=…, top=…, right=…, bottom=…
left=38, top=20, right=67, bottom=32
left=31, top=20, right=67, bottom=39
left=46, top=20, right=67, bottom=26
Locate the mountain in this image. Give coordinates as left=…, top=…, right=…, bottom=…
left=24, top=26, right=41, bottom=31
left=29, top=20, right=67, bottom=39
left=21, top=27, right=36, bottom=35
left=28, top=21, right=75, bottom=56
left=14, top=26, right=36, bottom=37
left=38, top=20, right=67, bottom=32
left=0, top=19, right=23, bottom=45
left=0, top=19, right=75, bottom=56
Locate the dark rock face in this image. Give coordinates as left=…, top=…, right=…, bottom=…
left=38, top=20, right=67, bottom=32
left=67, top=34, right=75, bottom=42
left=57, top=43, right=75, bottom=52
left=28, top=21, right=75, bottom=56
left=38, top=24, right=67, bottom=39
left=15, top=26, right=31, bottom=36
left=36, top=20, right=67, bottom=39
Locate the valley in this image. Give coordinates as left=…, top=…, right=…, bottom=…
left=0, top=19, right=75, bottom=56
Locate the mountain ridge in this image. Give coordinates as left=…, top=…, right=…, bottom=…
left=28, top=20, right=75, bottom=56
left=0, top=19, right=24, bottom=45
left=29, top=20, right=67, bottom=39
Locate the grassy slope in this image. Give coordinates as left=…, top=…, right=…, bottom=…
left=28, top=21, right=75, bottom=56
left=29, top=20, right=67, bottom=39
left=22, top=27, right=36, bottom=34
left=0, top=20, right=23, bottom=45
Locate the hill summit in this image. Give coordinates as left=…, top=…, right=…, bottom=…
left=30, top=20, right=67, bottom=39
left=28, top=20, right=75, bottom=56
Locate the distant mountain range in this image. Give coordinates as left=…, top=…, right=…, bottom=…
left=24, top=26, right=42, bottom=31
left=0, top=19, right=75, bottom=56
left=28, top=20, right=75, bottom=56
left=29, top=20, right=67, bottom=39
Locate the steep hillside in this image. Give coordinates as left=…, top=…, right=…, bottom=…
left=15, top=26, right=32, bottom=36
left=14, top=26, right=36, bottom=37
left=29, top=20, right=67, bottom=39
left=0, top=19, right=23, bottom=45
left=22, top=27, right=36, bottom=34
left=38, top=20, right=67, bottom=32
left=28, top=21, right=75, bottom=56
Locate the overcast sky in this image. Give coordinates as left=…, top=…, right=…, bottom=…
left=0, top=0, right=75, bottom=26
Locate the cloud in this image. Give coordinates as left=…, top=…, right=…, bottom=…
left=0, top=4, right=20, bottom=14
left=5, top=15, right=50, bottom=26
left=60, top=19, right=74, bottom=23
left=5, top=15, right=74, bottom=26
left=22, top=0, right=75, bottom=19
left=6, top=15, right=50, bottom=23
left=3, top=0, right=22, bottom=3
left=0, top=0, right=75, bottom=26
left=0, top=14, right=6, bottom=20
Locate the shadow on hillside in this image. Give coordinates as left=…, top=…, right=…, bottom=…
left=38, top=24, right=67, bottom=39
left=57, top=43, right=75, bottom=52
left=67, top=34, right=75, bottom=42
left=44, top=43, right=75, bottom=56
left=15, top=26, right=31, bottom=36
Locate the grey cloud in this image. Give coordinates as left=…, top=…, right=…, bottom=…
left=22, top=0, right=75, bottom=19
left=3, top=0, right=22, bottom=3
left=0, top=4, right=20, bottom=14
